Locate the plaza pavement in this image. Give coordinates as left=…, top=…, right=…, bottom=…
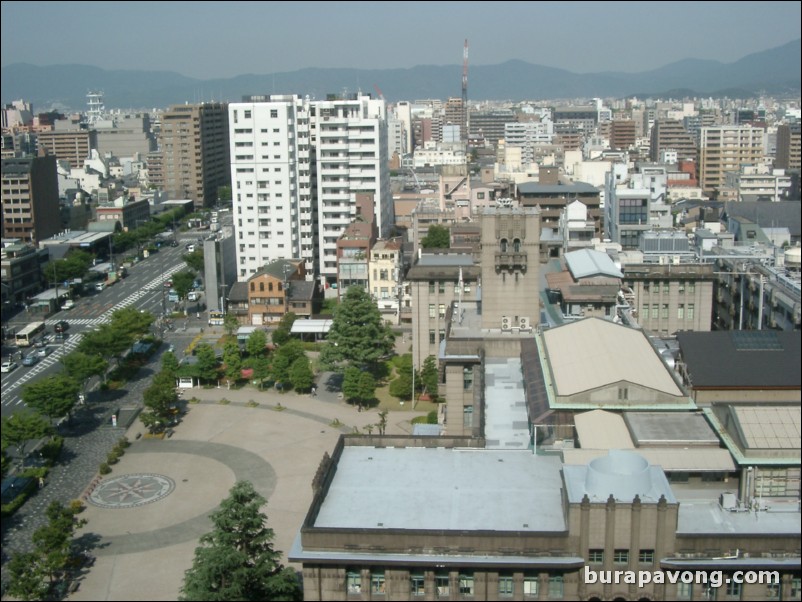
left=70, top=386, right=424, bottom=601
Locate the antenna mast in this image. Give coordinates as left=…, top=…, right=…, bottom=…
left=462, top=39, right=469, bottom=141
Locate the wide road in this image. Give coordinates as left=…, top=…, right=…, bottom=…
left=0, top=239, right=200, bottom=418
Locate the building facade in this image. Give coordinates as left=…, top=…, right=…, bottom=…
left=160, top=102, right=230, bottom=210
left=1, top=155, right=61, bottom=244
left=698, top=125, right=765, bottom=197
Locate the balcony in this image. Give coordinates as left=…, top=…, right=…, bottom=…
left=494, top=251, right=528, bottom=272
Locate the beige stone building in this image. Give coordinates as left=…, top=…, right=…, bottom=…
left=368, top=239, right=403, bottom=323
left=698, top=125, right=764, bottom=197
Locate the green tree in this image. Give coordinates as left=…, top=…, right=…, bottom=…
left=389, top=354, right=413, bottom=401
left=140, top=370, right=178, bottom=433
left=223, top=339, right=242, bottom=383
left=270, top=340, right=305, bottom=385
left=162, top=350, right=180, bottom=374
left=195, top=343, right=219, bottom=384
left=245, top=329, right=268, bottom=358
left=78, top=323, right=134, bottom=366
left=358, top=372, right=376, bottom=406
left=271, top=312, right=297, bottom=346
left=179, top=481, right=301, bottom=602
left=31, top=501, right=87, bottom=588
left=21, top=374, right=80, bottom=424
left=342, top=366, right=362, bottom=404
left=5, top=552, right=49, bottom=601
left=243, top=355, right=271, bottom=389
left=420, top=224, right=450, bottom=249
left=223, top=313, right=239, bottom=336
left=172, top=269, right=197, bottom=301
left=217, top=185, right=232, bottom=202
left=420, top=355, right=440, bottom=401
left=289, top=356, right=314, bottom=392
left=1, top=411, right=53, bottom=464
left=61, top=351, right=108, bottom=389
left=183, top=249, right=205, bottom=273
left=321, top=287, right=394, bottom=370
left=110, top=307, right=154, bottom=340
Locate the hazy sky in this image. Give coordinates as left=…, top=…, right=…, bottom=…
left=2, top=1, right=800, bottom=79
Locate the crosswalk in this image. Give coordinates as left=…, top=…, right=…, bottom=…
left=2, top=263, right=186, bottom=408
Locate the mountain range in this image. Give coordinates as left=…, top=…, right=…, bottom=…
left=2, top=39, right=799, bottom=111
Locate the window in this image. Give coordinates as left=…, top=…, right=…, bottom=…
left=725, top=581, right=741, bottom=599
left=463, top=405, right=473, bottom=427
left=429, top=304, right=436, bottom=319
left=652, top=303, right=659, bottom=318
left=618, top=387, right=628, bottom=400
left=688, top=281, right=695, bottom=294
left=678, top=304, right=685, bottom=320
left=244, top=110, right=251, bottom=119
left=513, top=238, right=521, bottom=252
left=500, top=238, right=508, bottom=252
left=663, top=281, right=670, bottom=294
left=687, top=304, right=695, bottom=320
left=438, top=281, right=446, bottom=294
left=429, top=330, right=436, bottom=345
left=463, top=366, right=473, bottom=390
left=641, top=305, right=649, bottom=319
left=523, top=575, right=539, bottom=598
left=676, top=582, right=692, bottom=600
left=588, top=549, right=604, bottom=563
left=439, top=304, right=446, bottom=318
left=613, top=549, right=629, bottom=564
left=410, top=574, right=425, bottom=596
left=661, top=304, right=669, bottom=319
left=498, top=575, right=514, bottom=597
left=371, top=571, right=385, bottom=595
left=439, top=329, right=445, bottom=342
left=459, top=573, right=474, bottom=596
left=638, top=549, right=654, bottom=564
left=270, top=109, right=278, bottom=118
left=346, top=571, right=361, bottom=594
left=548, top=576, right=563, bottom=598
left=766, top=582, right=780, bottom=601
left=429, top=281, right=435, bottom=294
left=435, top=574, right=450, bottom=597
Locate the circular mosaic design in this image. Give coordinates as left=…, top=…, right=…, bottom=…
left=88, top=473, right=175, bottom=509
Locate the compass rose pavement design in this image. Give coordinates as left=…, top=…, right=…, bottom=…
left=88, top=473, right=175, bottom=509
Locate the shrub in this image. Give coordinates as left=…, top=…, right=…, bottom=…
left=117, top=436, right=131, bottom=449
left=99, top=463, right=111, bottom=475
left=69, top=499, right=85, bottom=514
left=218, top=397, right=231, bottom=405
left=40, top=436, right=64, bottom=462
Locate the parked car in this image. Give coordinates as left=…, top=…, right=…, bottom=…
left=22, top=354, right=39, bottom=367
left=61, top=299, right=75, bottom=310
left=1, top=360, right=18, bottom=373
left=95, top=281, right=106, bottom=292
left=54, top=320, right=69, bottom=333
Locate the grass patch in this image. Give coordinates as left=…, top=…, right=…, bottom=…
left=246, top=400, right=259, bottom=408
left=218, top=397, right=231, bottom=405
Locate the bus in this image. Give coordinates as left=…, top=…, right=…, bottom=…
left=208, top=311, right=225, bottom=326
left=15, top=321, right=46, bottom=347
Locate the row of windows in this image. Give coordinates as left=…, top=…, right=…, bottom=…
left=587, top=548, right=654, bottom=564
left=642, top=281, right=697, bottom=294
left=248, top=281, right=283, bottom=293
left=428, top=281, right=472, bottom=294
left=641, top=304, right=695, bottom=320
left=346, top=570, right=563, bottom=598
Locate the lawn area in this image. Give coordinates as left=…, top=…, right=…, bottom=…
left=375, top=382, right=438, bottom=414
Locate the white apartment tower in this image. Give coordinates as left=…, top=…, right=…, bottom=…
left=229, top=95, right=315, bottom=279
left=230, top=94, right=390, bottom=284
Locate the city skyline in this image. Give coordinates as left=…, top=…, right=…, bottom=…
left=2, top=1, right=800, bottom=80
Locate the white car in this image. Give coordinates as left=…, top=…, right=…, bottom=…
left=62, top=299, right=75, bottom=310
left=1, top=360, right=18, bottom=373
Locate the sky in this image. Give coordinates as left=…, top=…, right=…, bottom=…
left=2, top=1, right=800, bottom=79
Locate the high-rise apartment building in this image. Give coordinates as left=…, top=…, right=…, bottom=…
left=698, top=125, right=765, bottom=197
left=229, top=93, right=390, bottom=284
left=776, top=123, right=801, bottom=171
left=649, top=119, right=697, bottom=163
left=36, top=125, right=96, bottom=169
left=609, top=119, right=637, bottom=150
left=160, top=102, right=230, bottom=210
left=1, top=155, right=60, bottom=244
left=444, top=97, right=466, bottom=142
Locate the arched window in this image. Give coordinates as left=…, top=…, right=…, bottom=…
left=513, top=238, right=521, bottom=252
left=500, top=238, right=508, bottom=253
left=268, top=282, right=274, bottom=292
left=249, top=282, right=255, bottom=292
left=259, top=282, right=264, bottom=292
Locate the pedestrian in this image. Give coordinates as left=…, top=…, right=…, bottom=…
left=38, top=477, right=44, bottom=489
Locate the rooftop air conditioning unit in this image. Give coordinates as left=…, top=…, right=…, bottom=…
left=519, top=317, right=530, bottom=330
left=501, top=316, right=512, bottom=330
left=720, top=492, right=737, bottom=510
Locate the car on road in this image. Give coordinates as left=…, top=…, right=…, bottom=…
left=95, top=282, right=106, bottom=292
left=61, top=299, right=75, bottom=310
left=1, top=359, right=18, bottom=373
left=22, top=354, right=39, bottom=367
left=54, top=332, right=69, bottom=343
left=164, top=279, right=173, bottom=288
left=54, top=320, right=69, bottom=333
left=170, top=240, right=179, bottom=247
left=36, top=346, right=52, bottom=357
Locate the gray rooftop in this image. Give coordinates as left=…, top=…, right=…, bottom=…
left=625, top=412, right=720, bottom=447
left=313, top=447, right=566, bottom=532
left=417, top=253, right=475, bottom=267
left=518, top=181, right=599, bottom=195
left=484, top=358, right=531, bottom=450
left=565, top=249, right=623, bottom=280
left=677, top=499, right=800, bottom=536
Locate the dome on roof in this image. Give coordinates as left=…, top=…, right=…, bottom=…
left=585, top=450, right=651, bottom=501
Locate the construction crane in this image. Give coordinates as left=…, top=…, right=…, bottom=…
left=373, top=83, right=385, bottom=101
left=462, top=39, right=469, bottom=140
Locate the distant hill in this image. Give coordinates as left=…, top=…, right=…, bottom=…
left=2, top=39, right=799, bottom=111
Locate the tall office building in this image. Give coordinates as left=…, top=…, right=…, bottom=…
left=229, top=93, right=390, bottom=284
left=699, top=125, right=764, bottom=197
left=36, top=123, right=96, bottom=169
left=160, top=103, right=230, bottom=210
left=776, top=123, right=801, bottom=171
left=444, top=97, right=466, bottom=142
left=1, top=155, right=60, bottom=244
left=649, top=119, right=697, bottom=163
